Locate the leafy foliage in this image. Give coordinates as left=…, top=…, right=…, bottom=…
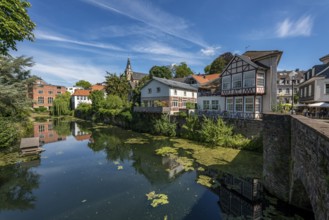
left=182, top=115, right=201, bottom=140
left=104, top=72, right=130, bottom=100
left=208, top=52, right=233, bottom=74
left=149, top=65, right=172, bottom=79
left=131, top=75, right=150, bottom=106
left=0, top=0, right=36, bottom=55
left=89, top=90, right=105, bottom=112
left=173, top=62, right=194, bottom=78
left=153, top=114, right=176, bottom=137
left=52, top=92, right=72, bottom=116
left=0, top=118, right=19, bottom=148
left=75, top=80, right=91, bottom=89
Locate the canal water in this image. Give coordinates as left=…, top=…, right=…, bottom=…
left=0, top=119, right=314, bottom=220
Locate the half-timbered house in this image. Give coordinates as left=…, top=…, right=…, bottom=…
left=220, top=50, right=282, bottom=119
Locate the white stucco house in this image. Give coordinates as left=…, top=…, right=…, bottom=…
left=134, top=77, right=198, bottom=115
left=71, top=89, right=92, bottom=109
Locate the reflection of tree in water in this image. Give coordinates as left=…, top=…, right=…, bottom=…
left=0, top=163, right=40, bottom=211
left=53, top=118, right=72, bottom=136
left=87, top=127, right=131, bottom=161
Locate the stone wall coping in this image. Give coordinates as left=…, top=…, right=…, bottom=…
left=291, top=115, right=329, bottom=139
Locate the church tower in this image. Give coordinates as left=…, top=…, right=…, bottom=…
left=125, top=58, right=133, bottom=81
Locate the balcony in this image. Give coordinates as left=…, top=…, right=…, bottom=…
left=133, top=106, right=171, bottom=114
left=221, top=87, right=265, bottom=96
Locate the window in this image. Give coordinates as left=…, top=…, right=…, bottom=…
left=245, top=97, right=254, bottom=112
left=84, top=96, right=86, bottom=100
left=48, top=91, right=53, bottom=95
left=57, top=91, right=61, bottom=94
left=48, top=124, right=53, bottom=130
left=148, top=88, right=152, bottom=94
left=232, top=73, right=242, bottom=89
left=257, top=73, right=265, bottom=87
left=211, top=100, right=219, bottom=110
left=255, top=97, right=261, bottom=113
left=182, top=100, right=187, bottom=108
left=222, top=76, right=231, bottom=90
left=226, top=98, right=233, bottom=111
left=235, top=97, right=243, bottom=112
left=38, top=97, right=44, bottom=104
left=48, top=97, right=53, bottom=104
left=326, top=84, right=329, bottom=94
left=174, top=89, right=177, bottom=95
left=39, top=125, right=45, bottom=132
left=57, top=86, right=61, bottom=89
left=184, top=91, right=187, bottom=96
left=278, top=88, right=282, bottom=93
left=285, top=88, right=290, bottom=94
left=203, top=100, right=210, bottom=110
left=77, top=96, right=80, bottom=100
left=172, top=100, right=178, bottom=107
left=157, top=87, right=161, bottom=93
left=243, top=71, right=255, bottom=88
left=38, top=90, right=43, bottom=94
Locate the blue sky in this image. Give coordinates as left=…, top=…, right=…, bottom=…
left=13, top=0, right=329, bottom=86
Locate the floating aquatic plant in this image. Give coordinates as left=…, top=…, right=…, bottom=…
left=113, top=161, right=120, bottom=165
left=117, top=165, right=123, bottom=170
left=155, top=147, right=178, bottom=156
left=145, top=191, right=169, bottom=207
left=176, top=156, right=194, bottom=171
left=196, top=175, right=213, bottom=188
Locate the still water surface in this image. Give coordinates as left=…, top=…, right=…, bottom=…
left=0, top=120, right=313, bottom=219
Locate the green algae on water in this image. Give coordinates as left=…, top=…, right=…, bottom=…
left=196, top=175, right=213, bottom=188
left=146, top=191, right=169, bottom=208
left=155, top=147, right=178, bottom=156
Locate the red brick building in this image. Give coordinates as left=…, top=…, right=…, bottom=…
left=28, top=79, right=67, bottom=109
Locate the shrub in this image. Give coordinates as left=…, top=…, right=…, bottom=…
left=153, top=114, right=176, bottom=137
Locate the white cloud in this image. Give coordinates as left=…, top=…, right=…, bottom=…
left=275, top=15, right=313, bottom=38
left=83, top=0, right=208, bottom=47
left=35, top=30, right=124, bottom=51
left=200, top=46, right=221, bottom=56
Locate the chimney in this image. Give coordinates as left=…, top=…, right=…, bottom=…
left=319, top=54, right=329, bottom=64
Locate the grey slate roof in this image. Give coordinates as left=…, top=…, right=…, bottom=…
left=151, top=77, right=198, bottom=91
left=317, top=64, right=329, bottom=78
left=132, top=72, right=148, bottom=80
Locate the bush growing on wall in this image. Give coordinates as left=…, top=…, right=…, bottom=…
left=153, top=114, right=176, bottom=137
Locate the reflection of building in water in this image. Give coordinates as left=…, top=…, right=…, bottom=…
left=72, top=123, right=91, bottom=141
left=162, top=156, right=184, bottom=179
left=219, top=173, right=262, bottom=220
left=34, top=121, right=66, bottom=144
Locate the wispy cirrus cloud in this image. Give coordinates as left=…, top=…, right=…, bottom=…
left=200, top=46, right=221, bottom=56
left=275, top=15, right=313, bottom=38
left=82, top=0, right=209, bottom=49
left=35, top=30, right=124, bottom=51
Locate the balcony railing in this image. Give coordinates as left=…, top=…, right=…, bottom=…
left=133, top=106, right=171, bottom=113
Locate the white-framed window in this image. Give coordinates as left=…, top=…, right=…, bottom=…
left=203, top=100, right=210, bottom=110
left=148, top=88, right=152, bottom=94
left=308, top=85, right=312, bottom=96
left=232, top=73, right=242, bottom=89
left=244, top=96, right=254, bottom=112
left=325, top=84, right=329, bottom=94
left=184, top=91, right=187, bottom=96
left=39, top=125, right=45, bottom=132
left=172, top=100, right=178, bottom=107
left=257, top=73, right=265, bottom=87
left=157, top=87, right=161, bottom=93
left=211, top=100, right=219, bottom=110
left=285, top=88, right=290, bottom=94
left=243, top=71, right=255, bottom=88
left=38, top=97, right=44, bottom=104
left=255, top=97, right=261, bottom=113
left=222, top=76, right=231, bottom=90
left=278, top=88, right=282, bottom=93
left=235, top=97, right=243, bottom=112
left=226, top=98, right=233, bottom=111
left=182, top=100, right=187, bottom=108
left=174, top=89, right=177, bottom=95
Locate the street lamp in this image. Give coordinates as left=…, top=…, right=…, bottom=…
left=289, top=71, right=297, bottom=114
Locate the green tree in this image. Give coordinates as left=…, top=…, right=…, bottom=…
left=204, top=65, right=211, bottom=74
left=75, top=80, right=91, bottom=89
left=208, top=52, right=233, bottom=74
left=104, top=72, right=130, bottom=100
left=149, top=65, right=172, bottom=79
left=52, top=92, right=71, bottom=116
left=0, top=0, right=36, bottom=55
left=89, top=90, right=104, bottom=112
left=131, top=75, right=150, bottom=106
left=173, top=62, right=194, bottom=78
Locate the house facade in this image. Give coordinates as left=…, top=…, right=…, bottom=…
left=28, top=79, right=67, bottom=110
left=299, top=54, right=329, bottom=105
left=134, top=77, right=197, bottom=114
left=277, top=70, right=305, bottom=104
left=220, top=50, right=282, bottom=119
left=66, top=86, right=83, bottom=95
left=71, top=90, right=92, bottom=109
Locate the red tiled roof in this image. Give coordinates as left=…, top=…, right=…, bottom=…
left=72, top=89, right=90, bottom=96
left=91, top=84, right=105, bottom=91
left=192, top=74, right=220, bottom=84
